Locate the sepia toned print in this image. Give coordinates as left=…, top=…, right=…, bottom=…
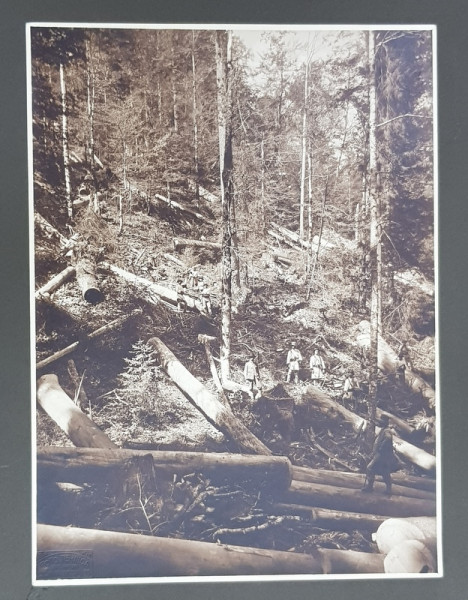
left=30, top=24, right=438, bottom=583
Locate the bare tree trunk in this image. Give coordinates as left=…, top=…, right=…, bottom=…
left=306, top=174, right=328, bottom=299
left=299, top=61, right=308, bottom=240
left=147, top=336, right=271, bottom=455
left=191, top=31, right=200, bottom=204
left=59, top=62, right=73, bottom=220
left=75, top=258, right=102, bottom=304
left=36, top=375, right=117, bottom=449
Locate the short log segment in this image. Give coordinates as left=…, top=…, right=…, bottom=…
left=35, top=266, right=76, bottom=301
left=147, top=336, right=271, bottom=455
left=282, top=480, right=435, bottom=518
left=302, top=385, right=437, bottom=474
left=36, top=375, right=117, bottom=449
left=75, top=258, right=102, bottom=304
left=291, top=467, right=436, bottom=501
left=36, top=524, right=383, bottom=577
left=357, top=320, right=436, bottom=410
left=37, top=447, right=292, bottom=491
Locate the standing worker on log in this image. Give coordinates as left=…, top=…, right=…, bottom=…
left=286, top=342, right=302, bottom=384
left=361, top=414, right=398, bottom=496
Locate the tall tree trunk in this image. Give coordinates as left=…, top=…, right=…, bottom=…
left=191, top=32, right=200, bottom=205
left=216, top=30, right=234, bottom=383
left=59, top=62, right=72, bottom=220
left=306, top=174, right=328, bottom=299
left=171, top=32, right=178, bottom=133
left=299, top=61, right=308, bottom=240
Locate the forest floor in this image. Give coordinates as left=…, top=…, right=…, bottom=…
left=34, top=183, right=436, bottom=560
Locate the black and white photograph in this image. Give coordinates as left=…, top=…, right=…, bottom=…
left=29, top=24, right=439, bottom=583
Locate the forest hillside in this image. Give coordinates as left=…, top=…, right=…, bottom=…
left=32, top=27, right=437, bottom=579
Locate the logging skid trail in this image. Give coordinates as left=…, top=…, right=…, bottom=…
left=34, top=160, right=437, bottom=578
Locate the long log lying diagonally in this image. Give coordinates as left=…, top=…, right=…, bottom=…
left=36, top=311, right=139, bottom=370
left=100, top=262, right=204, bottom=312
left=36, top=524, right=385, bottom=577
left=302, top=385, right=437, bottom=473
left=357, top=320, right=436, bottom=409
left=36, top=375, right=117, bottom=449
left=153, top=193, right=212, bottom=224
left=147, top=336, right=271, bottom=455
left=173, top=237, right=221, bottom=252
left=37, top=447, right=292, bottom=491
left=35, top=266, right=76, bottom=301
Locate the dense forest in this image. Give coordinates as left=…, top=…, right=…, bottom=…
left=31, top=27, right=437, bottom=580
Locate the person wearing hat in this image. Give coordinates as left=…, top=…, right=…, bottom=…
left=244, top=355, right=260, bottom=399
left=286, top=342, right=303, bottom=384
left=342, top=369, right=361, bottom=410
left=361, top=414, right=397, bottom=495
left=309, top=348, right=326, bottom=386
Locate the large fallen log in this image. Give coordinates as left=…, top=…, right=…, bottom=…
left=36, top=311, right=138, bottom=370
left=272, top=503, right=388, bottom=531
left=173, top=238, right=221, bottom=252
left=291, top=466, right=436, bottom=501
left=75, top=258, right=102, bottom=304
left=394, top=269, right=434, bottom=298
left=147, top=336, right=271, bottom=455
left=302, top=385, right=437, bottom=474
left=100, top=262, right=203, bottom=312
left=36, top=524, right=384, bottom=577
left=270, top=222, right=335, bottom=251
left=37, top=447, right=292, bottom=491
left=35, top=266, right=76, bottom=301
left=36, top=375, right=117, bottom=449
left=357, top=320, right=436, bottom=410
left=153, top=193, right=212, bottom=224
left=282, top=480, right=435, bottom=518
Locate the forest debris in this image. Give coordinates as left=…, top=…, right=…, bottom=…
left=173, top=237, right=221, bottom=251
left=35, top=266, right=76, bottom=301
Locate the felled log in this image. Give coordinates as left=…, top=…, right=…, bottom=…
left=302, top=385, right=437, bottom=474
left=100, top=262, right=203, bottom=312
left=357, top=320, right=436, bottom=410
left=173, top=238, right=221, bottom=252
left=291, top=466, right=436, bottom=501
left=394, top=270, right=434, bottom=297
left=153, top=193, right=211, bottom=223
left=34, top=212, right=69, bottom=248
left=163, top=253, right=187, bottom=268
left=75, top=258, right=102, bottom=304
left=270, top=222, right=335, bottom=251
left=272, top=503, right=388, bottom=531
left=271, top=251, right=293, bottom=266
left=384, top=539, right=437, bottom=573
left=37, top=524, right=384, bottom=577
left=36, top=524, right=323, bottom=577
left=37, top=447, right=292, bottom=491
left=197, top=334, right=230, bottom=407
left=36, top=375, right=117, bottom=449
left=282, top=480, right=435, bottom=518
left=372, top=516, right=437, bottom=554
left=35, top=266, right=76, bottom=301
left=147, top=336, right=271, bottom=455
left=36, top=311, right=138, bottom=370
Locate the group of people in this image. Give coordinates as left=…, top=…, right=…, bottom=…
left=286, top=343, right=327, bottom=385
left=176, top=266, right=212, bottom=316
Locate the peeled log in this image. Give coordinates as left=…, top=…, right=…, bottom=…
left=147, top=337, right=271, bottom=455
left=75, top=258, right=102, bottom=304
left=36, top=375, right=117, bottom=449
left=291, top=466, right=436, bottom=501
left=35, top=266, right=76, bottom=300
left=37, top=447, right=292, bottom=492
left=270, top=222, right=335, bottom=251
left=282, top=480, right=435, bottom=518
left=36, top=524, right=323, bottom=577
left=302, top=385, right=437, bottom=474
left=357, top=320, right=436, bottom=409
left=173, top=238, right=221, bottom=252
left=100, top=262, right=203, bottom=312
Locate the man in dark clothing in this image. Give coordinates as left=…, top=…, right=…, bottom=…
left=361, top=414, right=397, bottom=495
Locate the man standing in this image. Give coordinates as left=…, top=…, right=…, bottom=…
left=200, top=282, right=212, bottom=316
left=361, top=414, right=397, bottom=495
left=244, top=355, right=260, bottom=399
left=310, top=348, right=326, bottom=386
left=286, top=342, right=302, bottom=384
left=342, top=370, right=361, bottom=410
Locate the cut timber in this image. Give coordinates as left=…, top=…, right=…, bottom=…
left=271, top=251, right=293, bottom=266
left=302, top=385, right=437, bottom=473
left=198, top=334, right=230, bottom=407
left=100, top=262, right=203, bottom=312
left=291, top=465, right=436, bottom=500
left=36, top=375, right=117, bottom=449
left=147, top=336, right=271, bottom=455
left=271, top=222, right=335, bottom=251
left=173, top=238, right=221, bottom=252
left=282, top=480, right=435, bottom=518
left=75, top=258, right=102, bottom=304
left=36, top=311, right=138, bottom=370
left=319, top=548, right=384, bottom=574
left=36, top=524, right=322, bottom=577
left=272, top=503, right=388, bottom=531
left=35, top=266, right=76, bottom=300
left=153, top=193, right=211, bottom=224
left=188, top=180, right=219, bottom=203
left=357, top=320, right=435, bottom=410
left=291, top=466, right=436, bottom=501
left=163, top=253, right=187, bottom=268
left=37, top=447, right=292, bottom=492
